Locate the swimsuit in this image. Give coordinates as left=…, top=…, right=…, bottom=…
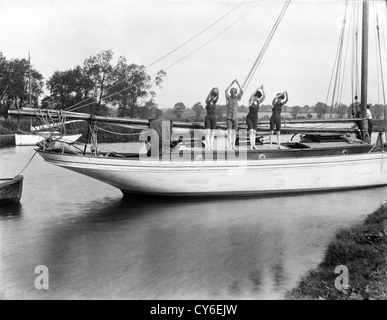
left=246, top=103, right=259, bottom=130
left=204, top=103, right=217, bottom=129
left=270, top=102, right=283, bottom=131
left=226, top=97, right=239, bottom=130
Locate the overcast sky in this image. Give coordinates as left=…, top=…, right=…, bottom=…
left=1, top=0, right=386, bottom=109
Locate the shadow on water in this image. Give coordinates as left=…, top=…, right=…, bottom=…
left=0, top=203, right=23, bottom=217
left=15, top=194, right=290, bottom=299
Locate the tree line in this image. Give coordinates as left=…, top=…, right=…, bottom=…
left=0, top=50, right=166, bottom=119
left=170, top=101, right=387, bottom=121
left=1, top=50, right=386, bottom=122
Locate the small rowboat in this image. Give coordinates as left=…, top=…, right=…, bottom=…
left=0, top=175, right=24, bottom=204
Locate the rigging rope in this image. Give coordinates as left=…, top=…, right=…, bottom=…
left=145, top=1, right=247, bottom=70
left=64, top=1, right=249, bottom=112
left=89, top=122, right=98, bottom=156
left=67, top=78, right=157, bottom=112
left=375, top=7, right=381, bottom=105
left=350, top=1, right=360, bottom=116
left=17, top=150, right=37, bottom=176
left=355, top=4, right=360, bottom=100
left=161, top=1, right=261, bottom=73
left=337, top=2, right=354, bottom=115
left=376, top=10, right=386, bottom=105
left=325, top=0, right=349, bottom=118
left=31, top=109, right=67, bottom=139
left=96, top=126, right=145, bottom=136
left=241, top=0, right=291, bottom=92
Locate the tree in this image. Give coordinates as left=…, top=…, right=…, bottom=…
left=137, top=99, right=163, bottom=119
left=282, top=105, right=289, bottom=113
left=173, top=102, right=186, bottom=120
left=216, top=105, right=225, bottom=121
left=192, top=102, right=204, bottom=121
left=238, top=105, right=248, bottom=113
left=0, top=52, right=44, bottom=118
left=260, top=105, right=272, bottom=112
left=106, top=56, right=166, bottom=117
left=46, top=66, right=94, bottom=110
left=348, top=103, right=355, bottom=118
left=337, top=103, right=348, bottom=118
left=0, top=52, right=7, bottom=101
left=290, top=106, right=302, bottom=119
left=302, top=105, right=310, bottom=113
left=45, top=51, right=166, bottom=117
left=0, top=53, right=9, bottom=118
left=314, top=102, right=327, bottom=119
left=373, top=104, right=385, bottom=120
left=307, top=113, right=313, bottom=119
left=83, top=49, right=115, bottom=107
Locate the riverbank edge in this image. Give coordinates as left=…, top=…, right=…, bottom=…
left=285, top=204, right=387, bottom=300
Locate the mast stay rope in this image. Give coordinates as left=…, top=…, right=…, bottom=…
left=65, top=1, right=249, bottom=112
left=241, top=0, right=291, bottom=93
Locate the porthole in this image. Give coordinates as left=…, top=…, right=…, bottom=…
left=259, top=154, right=266, bottom=160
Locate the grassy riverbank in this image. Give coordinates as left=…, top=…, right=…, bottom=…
left=285, top=204, right=387, bottom=300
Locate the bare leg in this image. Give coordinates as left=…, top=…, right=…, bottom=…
left=232, top=129, right=237, bottom=150
left=210, top=130, right=215, bottom=150
left=269, top=131, right=274, bottom=148
left=252, top=130, right=258, bottom=149
left=249, top=129, right=254, bottom=150
left=205, top=129, right=211, bottom=150
left=227, top=129, right=233, bottom=150
left=277, top=131, right=281, bottom=149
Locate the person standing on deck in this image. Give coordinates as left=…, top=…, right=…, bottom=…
left=204, top=87, right=219, bottom=150
left=247, top=85, right=265, bottom=150
left=269, top=91, right=288, bottom=149
left=367, top=104, right=373, bottom=141
left=225, top=79, right=243, bottom=150
left=352, top=95, right=360, bottom=118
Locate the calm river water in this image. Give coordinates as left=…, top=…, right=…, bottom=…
left=1, top=144, right=387, bottom=300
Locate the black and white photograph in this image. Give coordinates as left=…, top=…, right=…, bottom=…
left=1, top=0, right=387, bottom=305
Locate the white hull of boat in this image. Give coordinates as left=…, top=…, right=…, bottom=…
left=15, top=134, right=82, bottom=146
left=38, top=150, right=387, bottom=196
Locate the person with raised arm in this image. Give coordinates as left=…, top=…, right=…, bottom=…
left=225, top=79, right=243, bottom=150
left=246, top=85, right=265, bottom=150
left=204, top=87, right=219, bottom=150
left=269, top=91, right=288, bottom=149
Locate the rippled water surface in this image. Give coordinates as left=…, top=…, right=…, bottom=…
left=1, top=144, right=386, bottom=299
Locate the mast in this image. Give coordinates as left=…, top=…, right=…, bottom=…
left=360, top=0, right=369, bottom=141
left=28, top=51, right=32, bottom=108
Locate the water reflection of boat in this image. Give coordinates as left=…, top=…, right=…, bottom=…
left=0, top=175, right=23, bottom=204
left=20, top=189, right=377, bottom=299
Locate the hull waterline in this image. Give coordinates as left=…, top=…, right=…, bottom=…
left=37, top=149, right=387, bottom=197
left=0, top=175, right=24, bottom=204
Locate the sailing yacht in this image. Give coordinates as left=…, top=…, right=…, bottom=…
left=8, top=0, right=387, bottom=197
